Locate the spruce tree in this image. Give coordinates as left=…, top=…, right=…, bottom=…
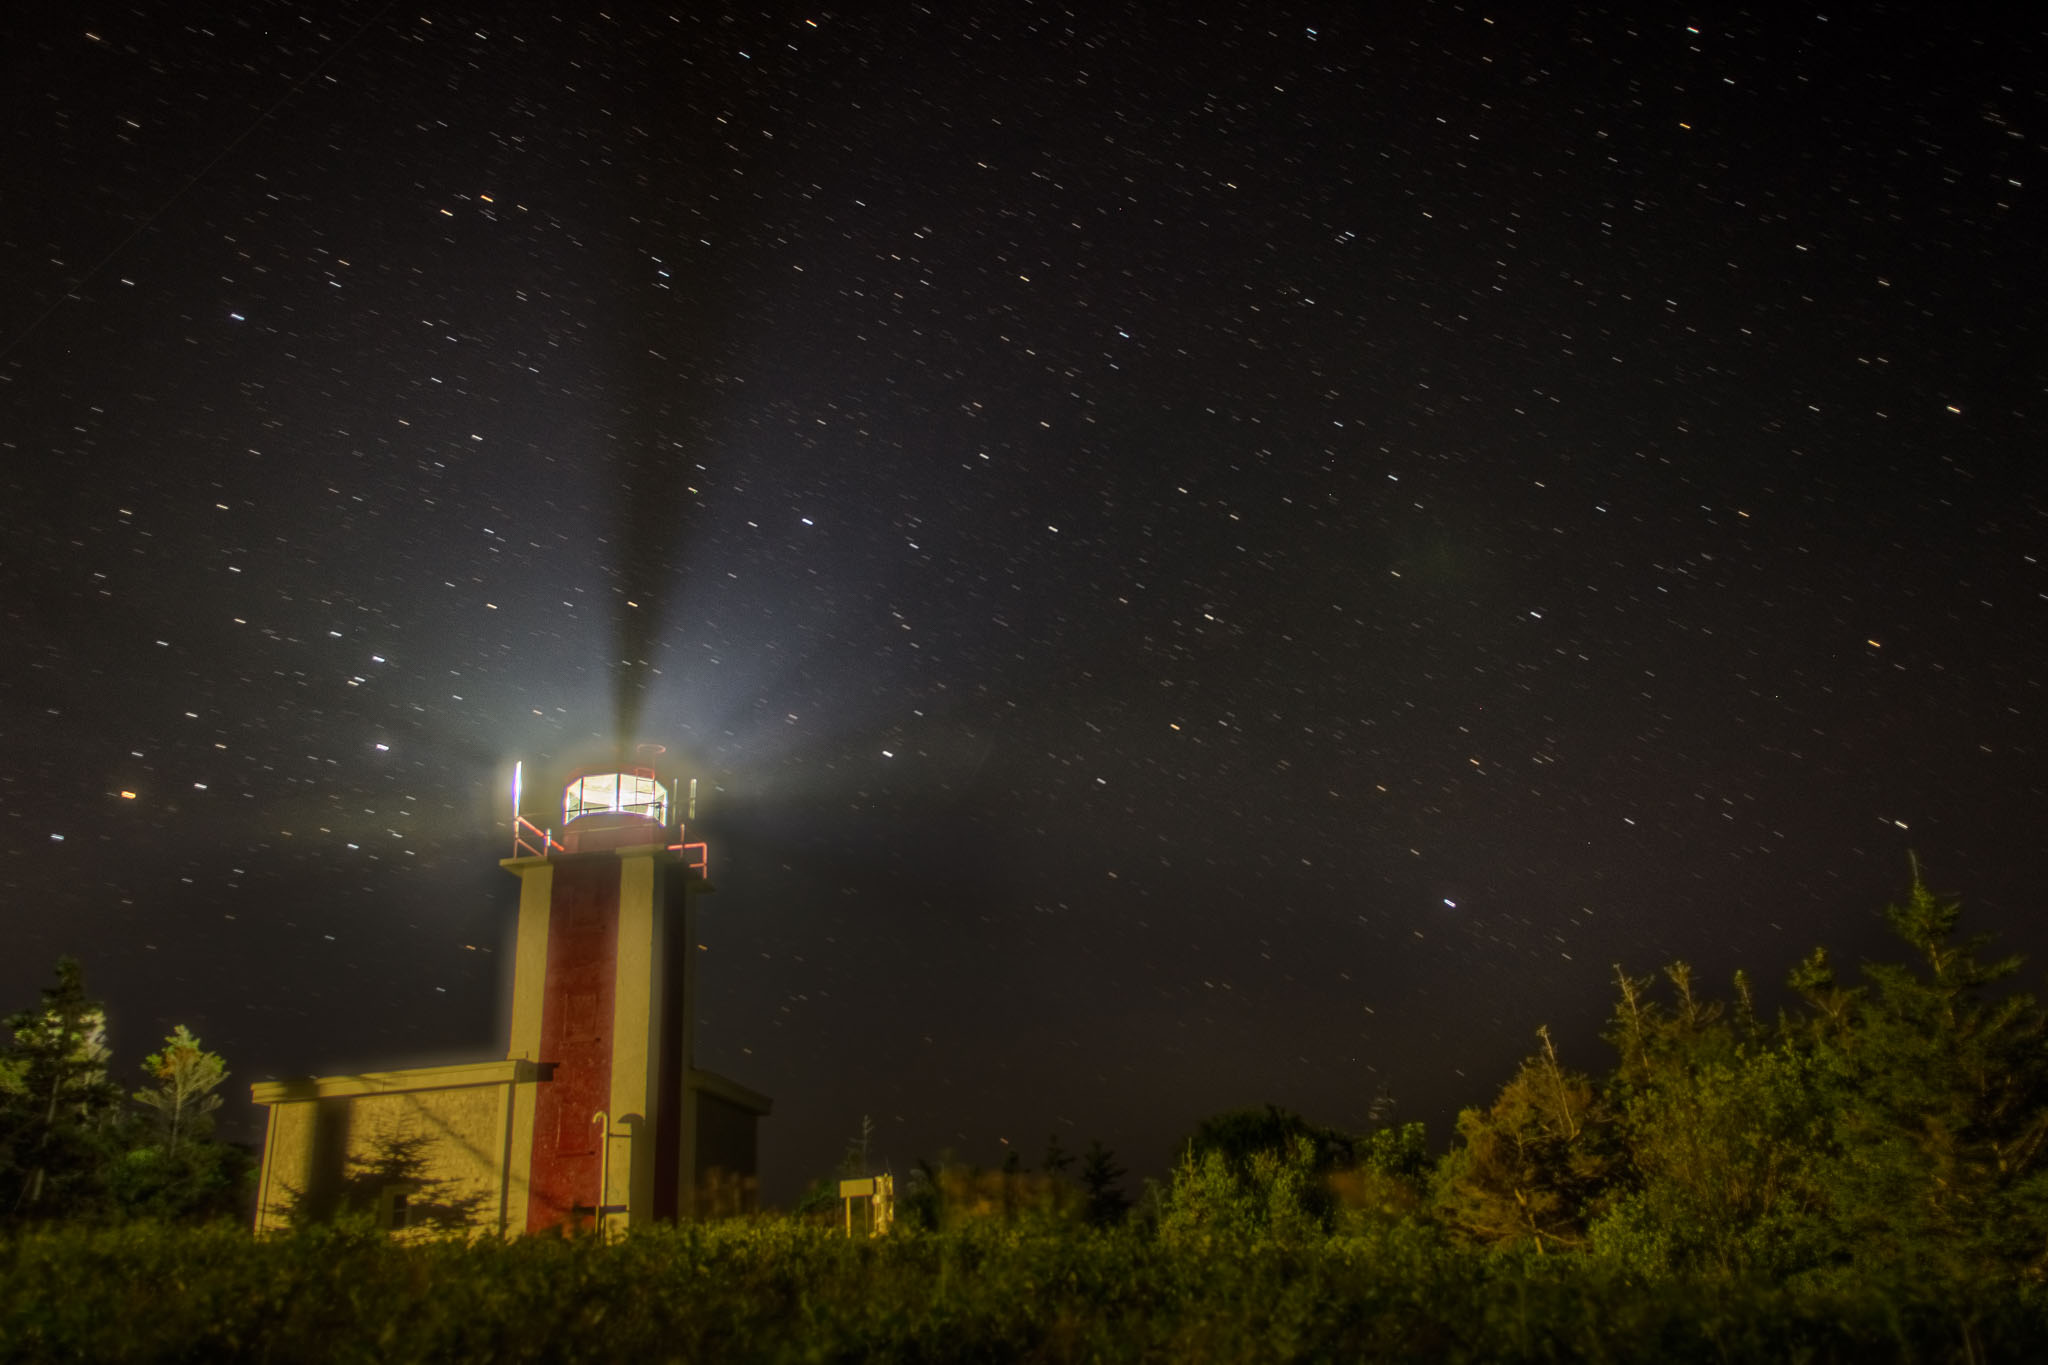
left=1079, top=1139, right=1129, bottom=1227
left=111, top=1025, right=250, bottom=1223
left=133, top=1025, right=226, bottom=1157
left=1434, top=1027, right=1614, bottom=1254
left=0, top=959, right=125, bottom=1222
left=1809, top=873, right=2048, bottom=1288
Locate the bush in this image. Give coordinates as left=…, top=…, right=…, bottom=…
left=4, top=1218, right=2045, bottom=1363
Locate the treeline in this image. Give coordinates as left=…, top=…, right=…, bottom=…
left=823, top=873, right=2048, bottom=1299
left=1427, top=871, right=2041, bottom=1294
left=4, top=874, right=2048, bottom=1359
left=0, top=960, right=250, bottom=1227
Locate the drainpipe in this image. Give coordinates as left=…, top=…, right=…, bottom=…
left=591, top=1109, right=610, bottom=1242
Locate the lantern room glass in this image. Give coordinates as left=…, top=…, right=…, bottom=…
left=562, top=771, right=669, bottom=827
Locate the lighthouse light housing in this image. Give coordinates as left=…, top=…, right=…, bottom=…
left=564, top=771, right=669, bottom=827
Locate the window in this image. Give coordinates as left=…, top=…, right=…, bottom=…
left=382, top=1187, right=412, bottom=1231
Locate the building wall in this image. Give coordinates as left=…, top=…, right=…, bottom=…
left=253, top=1075, right=518, bottom=1238
left=694, top=1089, right=762, bottom=1217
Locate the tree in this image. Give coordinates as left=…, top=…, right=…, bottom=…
left=133, top=1026, right=225, bottom=1157
left=1587, top=960, right=1837, bottom=1277
left=1328, top=1121, right=1433, bottom=1226
left=1804, top=872, right=2048, bottom=1289
left=897, top=1157, right=944, bottom=1231
left=1184, top=1104, right=1356, bottom=1175
left=1, top=959, right=125, bottom=1223
left=1156, top=1137, right=1328, bottom=1247
left=1594, top=1039, right=1836, bottom=1277
left=110, top=1026, right=250, bottom=1224
left=1434, top=1027, right=1614, bottom=1254
left=1079, top=1139, right=1129, bottom=1227
left=837, top=1114, right=876, bottom=1178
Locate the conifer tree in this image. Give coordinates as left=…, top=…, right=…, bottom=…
left=1807, top=872, right=2048, bottom=1287
left=133, top=1025, right=226, bottom=1157
left=1079, top=1139, right=1129, bottom=1227
left=110, top=1025, right=250, bottom=1223
left=1434, top=1027, right=1613, bottom=1253
left=0, top=959, right=125, bottom=1222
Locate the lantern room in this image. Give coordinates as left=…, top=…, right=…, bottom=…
left=512, top=754, right=704, bottom=867
left=558, top=767, right=682, bottom=853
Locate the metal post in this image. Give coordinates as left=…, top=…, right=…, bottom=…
left=592, top=1109, right=610, bottom=1242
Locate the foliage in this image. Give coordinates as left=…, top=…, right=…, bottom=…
left=1433, top=1027, right=1615, bottom=1254
left=1182, top=1104, right=1357, bottom=1175
left=111, top=1026, right=250, bottom=1225
left=1799, top=875, right=2048, bottom=1294
left=1157, top=1138, right=1331, bottom=1248
left=4, top=1217, right=2046, bottom=1363
left=1, top=964, right=251, bottom=1228
left=1583, top=960, right=1838, bottom=1278
left=0, top=959, right=126, bottom=1224
left=1327, top=1121, right=1431, bottom=1229
left=928, top=1161, right=1081, bottom=1230
left=102, top=1137, right=254, bottom=1227
left=132, top=1026, right=225, bottom=1157
left=1079, top=1139, right=1130, bottom=1227
left=827, top=1136, right=1127, bottom=1234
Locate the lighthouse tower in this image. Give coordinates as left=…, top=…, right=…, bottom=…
left=249, top=753, right=768, bottom=1238
left=501, top=758, right=761, bottom=1234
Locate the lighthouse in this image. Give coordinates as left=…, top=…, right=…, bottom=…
left=502, top=758, right=744, bottom=1233
left=250, top=754, right=770, bottom=1237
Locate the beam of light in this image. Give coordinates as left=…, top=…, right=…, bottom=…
left=513, top=759, right=523, bottom=819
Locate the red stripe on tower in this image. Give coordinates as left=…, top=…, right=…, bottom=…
left=525, top=860, right=621, bottom=1232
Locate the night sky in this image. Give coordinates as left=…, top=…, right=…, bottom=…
left=5, top=3, right=2045, bottom=1206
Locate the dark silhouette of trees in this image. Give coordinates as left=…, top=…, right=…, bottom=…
left=2, top=960, right=249, bottom=1226
left=1079, top=1139, right=1129, bottom=1227
left=1184, top=1104, right=1357, bottom=1176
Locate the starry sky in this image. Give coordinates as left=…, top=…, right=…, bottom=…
left=4, top=3, right=2045, bottom=1205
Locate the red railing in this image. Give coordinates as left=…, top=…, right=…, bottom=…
left=512, top=814, right=560, bottom=859
left=670, top=841, right=709, bottom=877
